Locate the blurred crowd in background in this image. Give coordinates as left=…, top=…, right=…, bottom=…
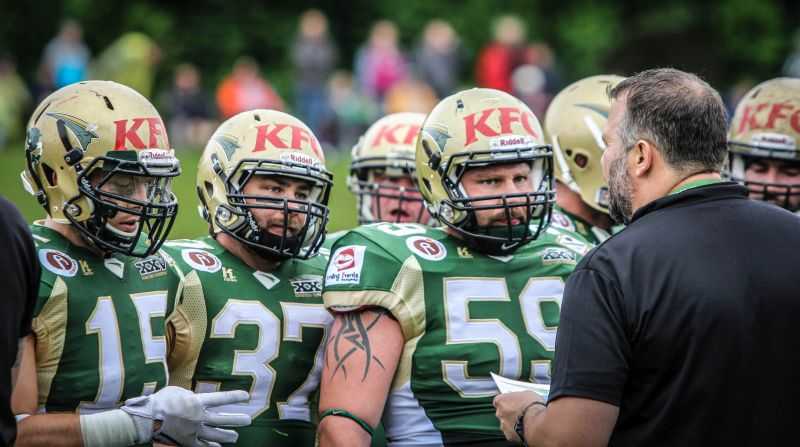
left=2, top=8, right=800, bottom=154
left=0, top=11, right=565, bottom=152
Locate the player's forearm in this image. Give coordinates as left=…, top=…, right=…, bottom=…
left=318, top=417, right=371, bottom=447
left=15, top=414, right=83, bottom=447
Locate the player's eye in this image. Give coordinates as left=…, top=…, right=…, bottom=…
left=478, top=178, right=499, bottom=185
left=780, top=166, right=800, bottom=177
left=746, top=161, right=769, bottom=174
left=513, top=175, right=529, bottom=184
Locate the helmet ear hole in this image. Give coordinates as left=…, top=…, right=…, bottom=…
left=204, top=181, right=214, bottom=198
left=42, top=163, right=57, bottom=187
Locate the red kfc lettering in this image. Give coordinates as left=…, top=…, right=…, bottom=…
left=114, top=118, right=146, bottom=150
left=464, top=109, right=499, bottom=145
left=791, top=110, right=800, bottom=134
left=497, top=107, right=522, bottom=134
left=253, top=124, right=289, bottom=151
left=737, top=103, right=769, bottom=134
left=146, top=118, right=168, bottom=148
left=370, top=123, right=421, bottom=147
left=766, top=103, right=793, bottom=129
left=289, top=125, right=323, bottom=158
left=520, top=110, right=540, bottom=138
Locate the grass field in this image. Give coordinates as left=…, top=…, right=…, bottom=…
left=0, top=145, right=359, bottom=237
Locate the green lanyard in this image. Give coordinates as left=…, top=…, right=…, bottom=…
left=670, top=178, right=722, bottom=195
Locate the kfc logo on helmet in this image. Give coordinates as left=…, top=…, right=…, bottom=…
left=463, top=107, right=540, bottom=145
left=325, top=245, right=366, bottom=286
left=39, top=249, right=78, bottom=277
left=182, top=249, right=222, bottom=273
left=737, top=102, right=800, bottom=135
left=406, top=236, right=447, bottom=261
left=371, top=123, right=421, bottom=147
left=114, top=117, right=168, bottom=150
left=253, top=123, right=323, bottom=159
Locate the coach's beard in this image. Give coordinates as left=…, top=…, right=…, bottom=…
left=607, top=153, right=634, bottom=225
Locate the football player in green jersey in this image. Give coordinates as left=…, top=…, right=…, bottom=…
left=324, top=112, right=432, bottom=250
left=727, top=78, right=800, bottom=213
left=12, top=81, right=250, bottom=447
left=545, top=75, right=625, bottom=243
left=318, top=88, right=591, bottom=446
left=164, top=109, right=335, bottom=446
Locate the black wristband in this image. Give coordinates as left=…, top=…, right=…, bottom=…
left=514, top=401, right=546, bottom=446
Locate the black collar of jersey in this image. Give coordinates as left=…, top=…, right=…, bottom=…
left=630, top=181, right=747, bottom=223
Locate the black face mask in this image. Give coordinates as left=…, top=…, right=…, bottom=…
left=69, top=154, right=179, bottom=258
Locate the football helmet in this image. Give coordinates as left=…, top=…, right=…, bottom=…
left=728, top=77, right=800, bottom=211
left=416, top=88, right=553, bottom=255
left=197, top=109, right=332, bottom=259
left=545, top=74, right=624, bottom=213
left=348, top=112, right=429, bottom=224
left=21, top=80, right=179, bottom=257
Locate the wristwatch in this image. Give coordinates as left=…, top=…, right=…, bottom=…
left=514, top=401, right=546, bottom=446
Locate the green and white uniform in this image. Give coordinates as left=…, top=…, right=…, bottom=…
left=163, top=236, right=331, bottom=446
left=30, top=222, right=179, bottom=414
left=550, top=205, right=619, bottom=244
left=323, top=223, right=590, bottom=445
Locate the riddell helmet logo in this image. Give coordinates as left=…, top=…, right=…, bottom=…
left=335, top=247, right=356, bottom=271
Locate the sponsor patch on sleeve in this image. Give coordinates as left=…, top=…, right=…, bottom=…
left=406, top=236, right=447, bottom=261
left=39, top=249, right=78, bottom=277
left=325, top=245, right=366, bottom=286
left=182, top=249, right=222, bottom=273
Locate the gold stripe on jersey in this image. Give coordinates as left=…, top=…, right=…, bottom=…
left=31, top=277, right=68, bottom=406
left=167, top=270, right=208, bottom=389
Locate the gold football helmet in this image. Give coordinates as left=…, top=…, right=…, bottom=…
left=21, top=80, right=179, bottom=257
left=348, top=112, right=428, bottom=224
left=196, top=109, right=332, bottom=259
left=416, top=88, right=553, bottom=255
left=545, top=74, right=624, bottom=213
left=728, top=77, right=800, bottom=211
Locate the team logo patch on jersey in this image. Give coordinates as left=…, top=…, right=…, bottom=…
left=406, top=236, right=447, bottom=261
left=182, top=249, right=222, bottom=273
left=550, top=211, right=575, bottom=231
left=291, top=275, right=323, bottom=297
left=39, top=249, right=78, bottom=277
left=541, top=247, right=578, bottom=265
left=325, top=245, right=366, bottom=285
left=134, top=255, right=168, bottom=279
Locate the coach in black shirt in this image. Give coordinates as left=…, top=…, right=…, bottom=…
left=495, top=68, right=800, bottom=446
left=0, top=197, right=39, bottom=447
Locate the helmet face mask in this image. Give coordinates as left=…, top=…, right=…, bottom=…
left=431, top=147, right=553, bottom=255
left=197, top=110, right=332, bottom=260
left=21, top=81, right=180, bottom=257
left=348, top=113, right=431, bottom=225
left=69, top=152, right=179, bottom=256
left=416, top=88, right=554, bottom=256
left=727, top=77, right=800, bottom=212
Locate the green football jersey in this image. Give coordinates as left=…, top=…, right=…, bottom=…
left=321, top=230, right=347, bottom=253
left=29, top=222, right=180, bottom=414
left=323, top=223, right=590, bottom=445
left=163, top=236, right=331, bottom=446
left=550, top=205, right=620, bottom=245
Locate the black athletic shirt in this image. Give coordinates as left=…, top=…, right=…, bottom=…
left=550, top=182, right=800, bottom=446
left=0, top=197, right=39, bottom=447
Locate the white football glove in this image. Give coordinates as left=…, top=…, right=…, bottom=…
left=121, top=386, right=251, bottom=447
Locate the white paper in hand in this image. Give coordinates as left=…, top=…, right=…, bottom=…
left=490, top=372, right=550, bottom=401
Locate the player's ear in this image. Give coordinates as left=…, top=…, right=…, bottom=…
left=631, top=139, right=655, bottom=178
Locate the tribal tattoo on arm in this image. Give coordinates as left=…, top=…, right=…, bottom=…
left=326, top=308, right=392, bottom=382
